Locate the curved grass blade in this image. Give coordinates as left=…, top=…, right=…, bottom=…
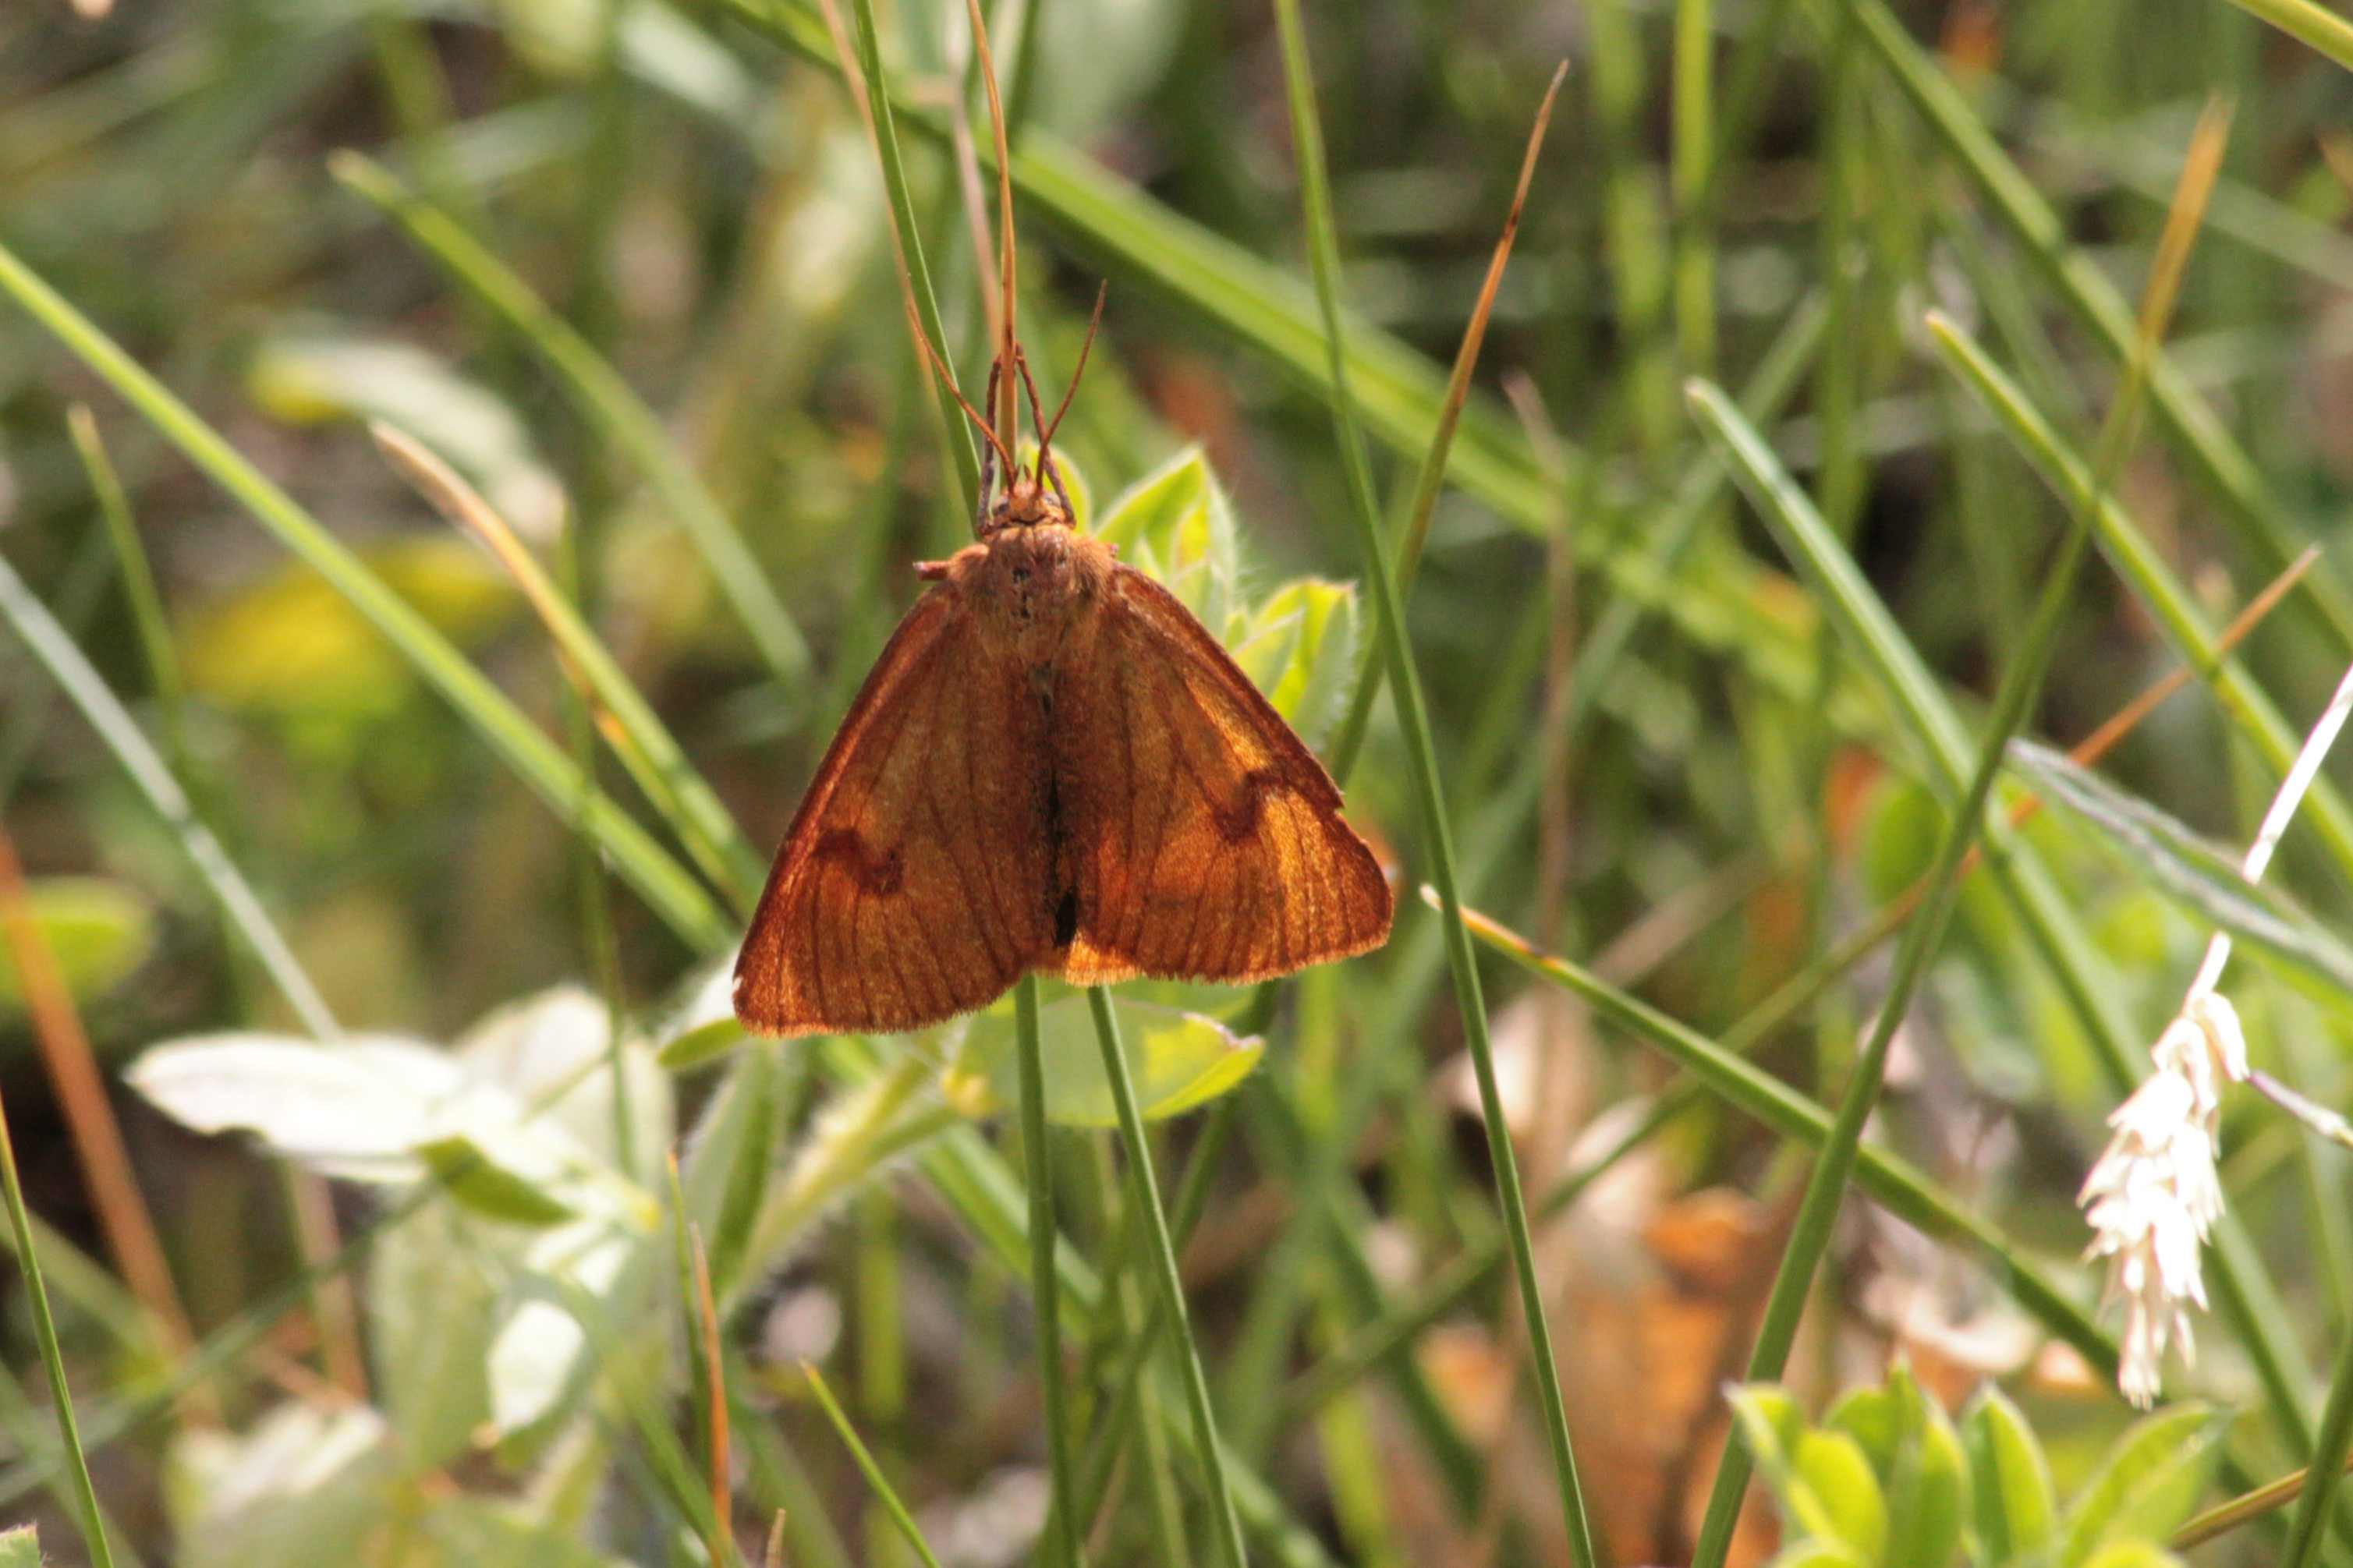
left=0, top=239, right=734, bottom=954
left=330, top=151, right=814, bottom=688
left=1267, top=5, right=1597, bottom=1559
left=2009, top=738, right=2353, bottom=1010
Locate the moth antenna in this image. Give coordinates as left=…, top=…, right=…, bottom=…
left=1037, top=282, right=1107, bottom=466
left=1014, top=348, right=1052, bottom=480
left=905, top=319, right=1014, bottom=476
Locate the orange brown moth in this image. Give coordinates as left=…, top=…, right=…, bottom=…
left=732, top=320, right=1394, bottom=1038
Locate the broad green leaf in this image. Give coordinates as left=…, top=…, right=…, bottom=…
left=0, top=876, right=155, bottom=1018
left=1827, top=1368, right=1965, bottom=1568
left=458, top=986, right=671, bottom=1186
left=949, top=993, right=1262, bottom=1127
left=1230, top=578, right=1361, bottom=745
left=415, top=1134, right=581, bottom=1227
left=131, top=1025, right=647, bottom=1226
left=2011, top=739, right=2353, bottom=1011
left=370, top=1198, right=498, bottom=1471
left=0, top=1525, right=35, bottom=1568
left=167, top=1402, right=400, bottom=1568
left=1090, top=445, right=1240, bottom=630
left=1795, top=1429, right=1891, bottom=1563
left=127, top=1033, right=466, bottom=1179
left=182, top=537, right=514, bottom=723
left=680, top=1045, right=787, bottom=1302
left=655, top=958, right=749, bottom=1071
left=1964, top=1385, right=2057, bottom=1564
left=247, top=332, right=565, bottom=543
left=1730, top=1387, right=1857, bottom=1550
left=2061, top=1405, right=2219, bottom=1568
left=484, top=1227, right=634, bottom=1436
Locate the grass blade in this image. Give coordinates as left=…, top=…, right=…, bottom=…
left=0, top=238, right=734, bottom=953
left=1015, top=975, right=1084, bottom=1568
left=800, top=1362, right=947, bottom=1568
left=0, top=831, right=119, bottom=1568
left=1085, top=988, right=1246, bottom=1568
left=1267, top=5, right=1599, bottom=1560
left=329, top=151, right=815, bottom=687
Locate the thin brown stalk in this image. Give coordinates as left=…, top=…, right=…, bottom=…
left=691, top=1224, right=733, bottom=1558
left=1399, top=61, right=1566, bottom=593
left=0, top=823, right=206, bottom=1404
left=961, top=0, right=1020, bottom=449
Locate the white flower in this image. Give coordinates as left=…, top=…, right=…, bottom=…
left=2078, top=991, right=2247, bottom=1407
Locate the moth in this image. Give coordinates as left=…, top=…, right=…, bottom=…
left=733, top=326, right=1393, bottom=1038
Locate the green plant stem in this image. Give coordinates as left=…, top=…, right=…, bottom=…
left=2221, top=0, right=2353, bottom=72
left=0, top=1078, right=114, bottom=1568
left=1267, top=4, right=1598, bottom=1561
left=842, top=0, right=983, bottom=512
left=1085, top=989, right=1246, bottom=1568
left=1015, top=977, right=1083, bottom=1568
left=2289, top=1336, right=2353, bottom=1568
left=803, top=1363, right=947, bottom=1568
left=1682, top=371, right=2107, bottom=1567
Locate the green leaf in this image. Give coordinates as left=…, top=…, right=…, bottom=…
left=1963, top=1385, right=2057, bottom=1566
left=654, top=960, right=749, bottom=1071
left=167, top=1402, right=401, bottom=1568
left=1090, top=446, right=1240, bottom=631
left=2061, top=1405, right=2220, bottom=1567
left=0, top=1525, right=34, bottom=1568
left=246, top=331, right=565, bottom=543
left=1229, top=578, right=1362, bottom=746
left=1795, top=1428, right=1891, bottom=1563
left=413, top=1134, right=580, bottom=1228
left=2011, top=738, right=2353, bottom=1010
left=0, top=876, right=155, bottom=1020
left=126, top=1033, right=466, bottom=1180
left=1730, top=1387, right=1859, bottom=1551
left=951, top=993, right=1262, bottom=1127
left=369, top=1198, right=498, bottom=1471
left=680, top=1044, right=787, bottom=1304
left=1827, top=1367, right=1965, bottom=1568
left=457, top=986, right=671, bottom=1187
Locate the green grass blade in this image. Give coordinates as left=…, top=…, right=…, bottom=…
left=801, top=1362, right=947, bottom=1568
left=1268, top=5, right=1599, bottom=1561
left=2221, top=0, right=2353, bottom=71
left=0, top=550, right=339, bottom=1039
left=1450, top=899, right=2121, bottom=1377
left=1837, top=0, right=2353, bottom=652
left=0, top=237, right=735, bottom=954
left=1086, top=988, right=1247, bottom=1568
left=1683, top=366, right=2106, bottom=1566
left=1925, top=312, right=2353, bottom=891
left=328, top=151, right=815, bottom=687
left=2285, top=1336, right=2353, bottom=1567
left=1015, top=976, right=1083, bottom=1568
left=370, top=423, right=765, bottom=904
left=0, top=1077, right=114, bottom=1568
